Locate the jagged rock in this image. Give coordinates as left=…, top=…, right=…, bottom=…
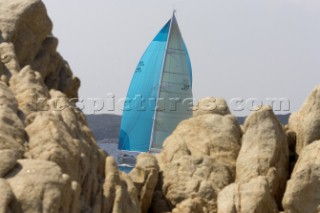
left=159, top=102, right=242, bottom=211
left=236, top=106, right=289, bottom=206
left=149, top=190, right=171, bottom=213
left=0, top=178, right=14, bottom=213
left=24, top=89, right=107, bottom=211
left=0, top=42, right=20, bottom=82
left=0, top=81, right=25, bottom=155
left=284, top=126, right=297, bottom=174
left=172, top=197, right=210, bottom=213
left=217, top=176, right=279, bottom=213
left=5, top=159, right=79, bottom=213
left=282, top=140, right=320, bottom=213
left=193, top=97, right=230, bottom=117
left=129, top=153, right=159, bottom=213
left=0, top=1, right=108, bottom=212
left=288, top=85, right=320, bottom=155
left=102, top=157, right=140, bottom=213
left=161, top=113, right=241, bottom=165
left=0, top=150, right=20, bottom=177
left=0, top=0, right=79, bottom=98
left=9, top=65, right=50, bottom=124
left=0, top=0, right=52, bottom=66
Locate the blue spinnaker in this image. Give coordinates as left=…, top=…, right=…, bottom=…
left=119, top=14, right=193, bottom=153
left=119, top=21, right=170, bottom=152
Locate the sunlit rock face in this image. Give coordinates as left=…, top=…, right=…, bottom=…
left=288, top=85, right=320, bottom=155
left=155, top=98, right=242, bottom=212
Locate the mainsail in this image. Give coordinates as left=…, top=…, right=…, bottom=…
left=119, top=14, right=193, bottom=153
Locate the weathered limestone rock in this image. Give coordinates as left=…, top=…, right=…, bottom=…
left=217, top=176, right=279, bottom=213
left=236, top=106, right=289, bottom=206
left=9, top=65, right=50, bottom=124
left=0, top=178, right=14, bottom=213
left=0, top=1, right=108, bottom=212
left=0, top=0, right=52, bottom=66
left=0, top=81, right=25, bottom=154
left=0, top=150, right=20, bottom=177
left=288, top=85, right=320, bottom=155
left=129, top=153, right=159, bottom=213
left=24, top=90, right=107, bottom=211
left=103, top=157, right=140, bottom=213
left=0, top=0, right=79, bottom=98
left=159, top=99, right=242, bottom=212
left=172, top=197, right=210, bottom=213
left=0, top=42, right=20, bottom=81
left=6, top=159, right=79, bottom=213
left=282, top=140, right=320, bottom=213
left=193, top=97, right=230, bottom=117
left=161, top=114, right=241, bottom=166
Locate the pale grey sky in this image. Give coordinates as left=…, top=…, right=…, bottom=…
left=43, top=0, right=320, bottom=115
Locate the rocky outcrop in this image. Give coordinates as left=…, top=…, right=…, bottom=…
left=0, top=178, right=14, bottom=213
left=288, top=85, right=320, bottom=155
left=217, top=176, right=279, bottom=213
left=5, top=159, right=80, bottom=213
left=193, top=97, right=231, bottom=117
left=0, top=150, right=20, bottom=177
left=282, top=140, right=320, bottom=213
left=129, top=153, right=159, bottom=213
left=157, top=100, right=242, bottom=212
left=103, top=157, right=140, bottom=213
left=0, top=0, right=79, bottom=98
left=0, top=0, right=137, bottom=212
left=236, top=106, right=289, bottom=207
left=172, top=197, right=209, bottom=213
left=0, top=80, right=25, bottom=155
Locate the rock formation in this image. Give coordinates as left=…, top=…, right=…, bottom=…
left=0, top=0, right=139, bottom=212
left=6, top=159, right=80, bottom=213
left=217, top=176, right=279, bottom=213
left=282, top=140, right=320, bottom=213
left=157, top=98, right=242, bottom=212
left=288, top=85, right=320, bottom=155
left=236, top=106, right=289, bottom=207
left=215, top=106, right=289, bottom=213
left=129, top=153, right=159, bottom=213
left=102, top=157, right=140, bottom=213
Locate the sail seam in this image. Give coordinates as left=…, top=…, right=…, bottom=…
left=149, top=15, right=174, bottom=152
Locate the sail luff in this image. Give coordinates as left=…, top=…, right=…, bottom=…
left=149, top=14, right=174, bottom=152
left=150, top=13, right=193, bottom=150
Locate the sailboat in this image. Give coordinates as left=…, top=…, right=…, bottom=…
left=118, top=12, right=193, bottom=163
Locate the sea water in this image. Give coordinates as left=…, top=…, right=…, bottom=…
left=98, top=141, right=135, bottom=173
